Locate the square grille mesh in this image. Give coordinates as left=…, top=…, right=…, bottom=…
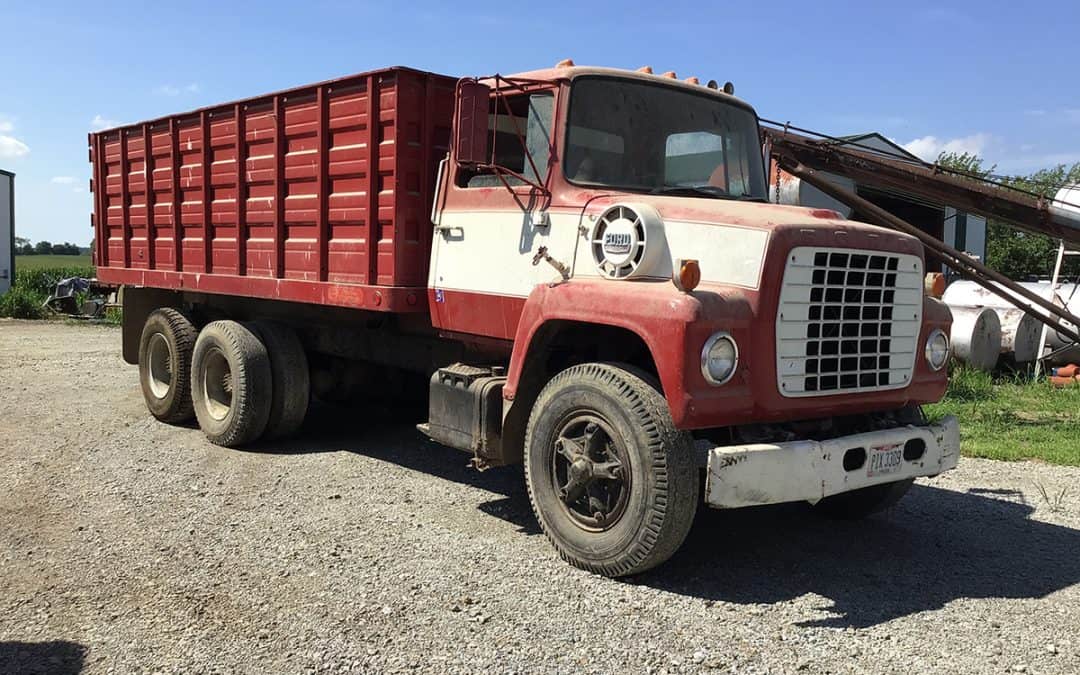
left=777, top=247, right=922, bottom=397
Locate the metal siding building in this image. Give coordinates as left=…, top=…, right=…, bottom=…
left=0, top=169, right=13, bottom=295
left=772, top=133, right=989, bottom=270
left=835, top=134, right=989, bottom=266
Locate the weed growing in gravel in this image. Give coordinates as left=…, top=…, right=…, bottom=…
left=1035, top=482, right=1069, bottom=512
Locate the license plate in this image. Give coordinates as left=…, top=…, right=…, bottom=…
left=867, top=443, right=903, bottom=478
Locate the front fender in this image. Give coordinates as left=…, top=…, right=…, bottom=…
left=504, top=279, right=754, bottom=427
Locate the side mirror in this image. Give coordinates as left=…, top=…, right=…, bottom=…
left=453, top=80, right=490, bottom=165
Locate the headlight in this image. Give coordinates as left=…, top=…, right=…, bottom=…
left=925, top=328, right=949, bottom=371
left=701, top=332, right=738, bottom=385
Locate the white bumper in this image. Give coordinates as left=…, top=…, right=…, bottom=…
left=703, top=415, right=960, bottom=509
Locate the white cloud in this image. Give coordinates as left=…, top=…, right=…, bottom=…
left=91, top=114, right=118, bottom=131
left=1023, top=108, right=1080, bottom=124
left=155, top=82, right=200, bottom=96
left=72, top=186, right=86, bottom=193
left=52, top=176, right=77, bottom=184
left=0, top=116, right=29, bottom=158
left=0, top=134, right=30, bottom=158
left=901, top=133, right=991, bottom=161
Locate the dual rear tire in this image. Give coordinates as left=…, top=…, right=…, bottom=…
left=137, top=312, right=309, bottom=447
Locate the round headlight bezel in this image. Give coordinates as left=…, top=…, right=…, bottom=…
left=925, top=328, right=949, bottom=371
left=701, top=332, right=739, bottom=386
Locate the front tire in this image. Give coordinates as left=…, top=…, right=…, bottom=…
left=191, top=321, right=272, bottom=447
left=138, top=308, right=198, bottom=423
left=524, top=363, right=698, bottom=577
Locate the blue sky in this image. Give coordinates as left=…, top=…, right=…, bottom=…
left=2, top=0, right=1077, bottom=245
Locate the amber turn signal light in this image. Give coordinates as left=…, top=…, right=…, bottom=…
left=674, top=259, right=701, bottom=292
left=924, top=272, right=945, bottom=298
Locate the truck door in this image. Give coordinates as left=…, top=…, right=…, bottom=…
left=429, top=91, right=562, bottom=341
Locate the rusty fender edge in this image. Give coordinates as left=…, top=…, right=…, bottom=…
left=701, top=416, right=960, bottom=509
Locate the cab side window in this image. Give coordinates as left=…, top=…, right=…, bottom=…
left=458, top=92, right=554, bottom=188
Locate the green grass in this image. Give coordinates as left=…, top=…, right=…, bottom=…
left=15, top=254, right=92, bottom=270
left=926, top=365, right=1080, bottom=466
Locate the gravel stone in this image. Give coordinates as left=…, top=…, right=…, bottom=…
left=1, top=320, right=1079, bottom=674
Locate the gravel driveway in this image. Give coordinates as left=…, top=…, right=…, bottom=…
left=1, top=319, right=1078, bottom=674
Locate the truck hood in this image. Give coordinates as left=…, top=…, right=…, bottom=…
left=582, top=193, right=895, bottom=235
left=574, top=194, right=924, bottom=290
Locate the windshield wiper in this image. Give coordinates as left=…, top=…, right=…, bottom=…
left=650, top=185, right=729, bottom=199
left=650, top=185, right=765, bottom=202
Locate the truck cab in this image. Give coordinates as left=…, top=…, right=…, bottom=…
left=425, top=64, right=959, bottom=574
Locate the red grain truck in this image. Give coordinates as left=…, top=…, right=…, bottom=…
left=90, top=63, right=960, bottom=576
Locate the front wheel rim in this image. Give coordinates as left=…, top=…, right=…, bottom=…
left=550, top=412, right=631, bottom=532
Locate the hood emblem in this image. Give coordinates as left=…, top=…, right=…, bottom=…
left=589, top=204, right=664, bottom=280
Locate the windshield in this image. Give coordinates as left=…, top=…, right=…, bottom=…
left=564, top=77, right=767, bottom=200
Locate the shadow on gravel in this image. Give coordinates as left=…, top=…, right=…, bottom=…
left=246, top=399, right=531, bottom=501
left=248, top=403, right=539, bottom=533
left=0, top=640, right=86, bottom=675
left=636, top=484, right=1080, bottom=628
left=235, top=405, right=1080, bottom=628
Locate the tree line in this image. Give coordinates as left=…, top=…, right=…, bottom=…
left=937, top=152, right=1080, bottom=280
left=13, top=237, right=85, bottom=256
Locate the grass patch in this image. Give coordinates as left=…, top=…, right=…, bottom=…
left=15, top=254, right=92, bottom=270
left=926, top=365, right=1080, bottom=466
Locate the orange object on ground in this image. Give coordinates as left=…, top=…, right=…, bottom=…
left=1048, top=373, right=1080, bottom=388
left=1054, top=363, right=1079, bottom=378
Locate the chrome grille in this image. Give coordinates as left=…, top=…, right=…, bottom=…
left=777, top=247, right=923, bottom=397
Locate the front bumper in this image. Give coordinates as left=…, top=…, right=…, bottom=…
left=702, top=415, right=960, bottom=509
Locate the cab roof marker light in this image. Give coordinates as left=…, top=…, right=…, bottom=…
left=555, top=58, right=575, bottom=68
left=684, top=76, right=700, bottom=85
left=636, top=66, right=653, bottom=74
left=661, top=71, right=677, bottom=79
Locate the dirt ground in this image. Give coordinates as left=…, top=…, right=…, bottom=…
left=1, top=319, right=1079, bottom=674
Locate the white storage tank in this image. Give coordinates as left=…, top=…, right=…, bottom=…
left=943, top=279, right=1079, bottom=365
left=0, top=169, right=13, bottom=295
left=949, top=306, right=1002, bottom=371
left=1050, top=183, right=1080, bottom=234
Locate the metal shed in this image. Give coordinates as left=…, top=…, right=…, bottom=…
left=768, top=132, right=988, bottom=270
left=0, top=169, right=13, bottom=295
